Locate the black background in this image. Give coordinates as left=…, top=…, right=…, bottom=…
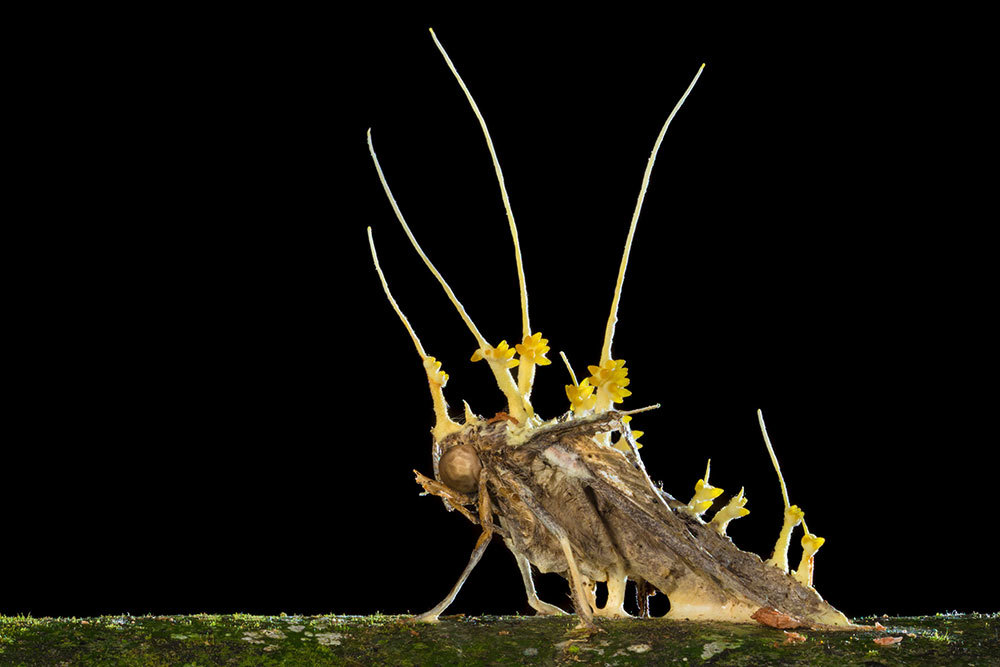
left=5, top=11, right=995, bottom=621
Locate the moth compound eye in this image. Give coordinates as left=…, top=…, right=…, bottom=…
left=439, top=444, right=482, bottom=494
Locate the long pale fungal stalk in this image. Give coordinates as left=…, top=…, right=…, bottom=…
left=429, top=29, right=548, bottom=405
left=367, top=227, right=461, bottom=444
left=759, top=408, right=825, bottom=585
left=367, top=129, right=529, bottom=423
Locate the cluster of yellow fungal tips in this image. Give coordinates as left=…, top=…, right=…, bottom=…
left=587, top=359, right=633, bottom=406
left=514, top=332, right=552, bottom=367
left=686, top=460, right=725, bottom=517
left=711, top=487, right=750, bottom=534
left=471, top=340, right=520, bottom=368
left=423, top=356, right=449, bottom=387
left=565, top=379, right=597, bottom=416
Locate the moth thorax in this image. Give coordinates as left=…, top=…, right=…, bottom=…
left=439, top=443, right=482, bottom=494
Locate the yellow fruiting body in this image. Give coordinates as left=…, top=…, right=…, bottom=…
left=794, top=532, right=826, bottom=587
left=587, top=359, right=632, bottom=406
left=613, top=415, right=643, bottom=451
left=687, top=460, right=724, bottom=517
left=711, top=487, right=750, bottom=535
left=565, top=379, right=598, bottom=415
left=471, top=340, right=520, bottom=368
left=515, top=332, right=552, bottom=366
left=766, top=504, right=805, bottom=573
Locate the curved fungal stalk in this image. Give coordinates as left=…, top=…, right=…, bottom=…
left=368, top=30, right=855, bottom=630
left=367, top=130, right=530, bottom=424
left=367, top=227, right=460, bottom=444
left=758, top=409, right=827, bottom=584
left=599, top=64, right=705, bottom=369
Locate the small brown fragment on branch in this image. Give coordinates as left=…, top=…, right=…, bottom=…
left=783, top=631, right=807, bottom=643
left=488, top=411, right=519, bottom=425
left=752, top=607, right=803, bottom=629
left=873, top=636, right=903, bottom=646
left=874, top=621, right=887, bottom=631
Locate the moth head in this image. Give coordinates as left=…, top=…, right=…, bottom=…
left=438, top=443, right=482, bottom=494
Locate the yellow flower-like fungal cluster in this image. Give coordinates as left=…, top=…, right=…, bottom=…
left=515, top=332, right=552, bottom=366
left=587, top=359, right=632, bottom=403
left=423, top=356, right=449, bottom=386
left=711, top=487, right=750, bottom=535
left=801, top=532, right=825, bottom=555
left=687, top=461, right=724, bottom=516
left=471, top=340, right=519, bottom=368
left=793, top=531, right=826, bottom=586
left=565, top=379, right=597, bottom=415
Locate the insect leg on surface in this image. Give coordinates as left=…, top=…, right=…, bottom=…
left=410, top=473, right=495, bottom=623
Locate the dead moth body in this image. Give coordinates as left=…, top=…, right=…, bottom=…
left=367, top=30, right=853, bottom=629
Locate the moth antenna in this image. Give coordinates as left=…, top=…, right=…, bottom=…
left=429, top=28, right=531, bottom=341
left=599, top=64, right=706, bottom=365
left=367, top=226, right=460, bottom=441
left=619, top=404, right=662, bottom=416
left=367, top=129, right=529, bottom=423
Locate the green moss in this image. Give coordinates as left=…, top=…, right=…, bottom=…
left=0, top=612, right=996, bottom=665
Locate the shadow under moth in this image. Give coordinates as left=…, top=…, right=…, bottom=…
left=366, top=29, right=853, bottom=630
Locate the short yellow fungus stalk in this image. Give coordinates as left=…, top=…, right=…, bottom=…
left=462, top=400, right=479, bottom=426
left=758, top=409, right=823, bottom=575
left=793, top=532, right=825, bottom=587
left=766, top=504, right=805, bottom=573
left=711, top=487, right=750, bottom=535
left=687, top=459, right=724, bottom=517
left=515, top=331, right=551, bottom=399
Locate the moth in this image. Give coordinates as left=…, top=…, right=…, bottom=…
left=366, top=29, right=853, bottom=630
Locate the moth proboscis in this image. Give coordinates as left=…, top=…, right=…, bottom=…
left=366, top=28, right=855, bottom=631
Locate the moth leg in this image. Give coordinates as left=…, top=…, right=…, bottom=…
left=512, top=550, right=567, bottom=616
left=414, top=470, right=479, bottom=525
left=494, top=466, right=596, bottom=629
left=581, top=576, right=598, bottom=614
left=634, top=577, right=657, bottom=619
left=412, top=474, right=494, bottom=623
left=594, top=564, right=631, bottom=618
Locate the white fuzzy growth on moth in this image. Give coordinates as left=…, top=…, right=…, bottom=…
left=542, top=445, right=592, bottom=480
